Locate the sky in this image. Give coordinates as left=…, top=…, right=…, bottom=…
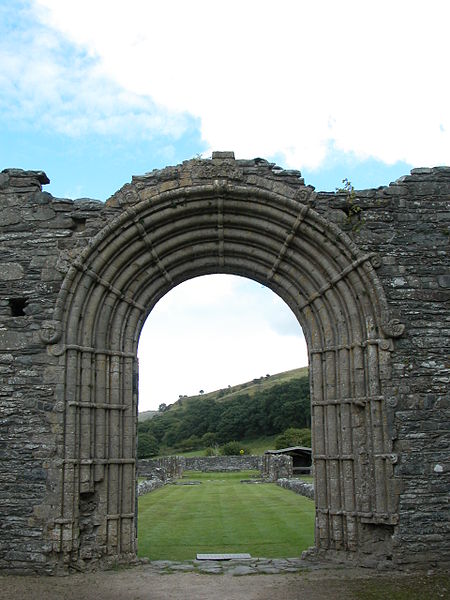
left=1, top=0, right=449, bottom=410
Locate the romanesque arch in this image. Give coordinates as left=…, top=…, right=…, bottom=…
left=5, top=155, right=448, bottom=574
left=47, top=155, right=402, bottom=567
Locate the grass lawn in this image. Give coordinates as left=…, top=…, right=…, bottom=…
left=137, top=470, right=315, bottom=561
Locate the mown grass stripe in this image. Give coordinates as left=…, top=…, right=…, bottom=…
left=138, top=472, right=314, bottom=560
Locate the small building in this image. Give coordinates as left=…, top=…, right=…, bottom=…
left=265, top=446, right=312, bottom=475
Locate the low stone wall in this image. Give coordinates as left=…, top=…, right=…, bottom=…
left=139, top=456, right=184, bottom=479
left=137, top=478, right=165, bottom=496
left=138, top=454, right=294, bottom=481
left=277, top=477, right=315, bottom=500
left=184, top=455, right=262, bottom=472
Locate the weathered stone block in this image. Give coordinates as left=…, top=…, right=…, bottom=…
left=0, top=263, right=24, bottom=281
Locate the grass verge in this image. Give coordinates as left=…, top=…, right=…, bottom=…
left=137, top=470, right=315, bottom=561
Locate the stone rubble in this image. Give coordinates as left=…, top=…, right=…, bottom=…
left=277, top=478, right=315, bottom=500
left=141, top=557, right=315, bottom=576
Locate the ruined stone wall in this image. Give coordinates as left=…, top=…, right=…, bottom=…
left=138, top=456, right=184, bottom=480
left=314, top=168, right=450, bottom=566
left=138, top=454, right=292, bottom=481
left=261, top=454, right=293, bottom=481
left=277, top=478, right=315, bottom=501
left=137, top=478, right=165, bottom=496
left=138, top=454, right=262, bottom=476
left=0, top=170, right=118, bottom=573
left=0, top=159, right=449, bottom=573
left=183, top=455, right=262, bottom=472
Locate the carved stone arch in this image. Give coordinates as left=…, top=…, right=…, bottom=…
left=49, top=173, right=401, bottom=568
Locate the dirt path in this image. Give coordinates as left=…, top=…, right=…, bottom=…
left=0, top=565, right=448, bottom=600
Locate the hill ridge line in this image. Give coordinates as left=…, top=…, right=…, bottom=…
left=139, top=365, right=309, bottom=421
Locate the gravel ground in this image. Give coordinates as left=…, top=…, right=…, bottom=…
left=0, top=564, right=448, bottom=600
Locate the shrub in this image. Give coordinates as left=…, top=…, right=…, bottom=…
left=201, top=432, right=218, bottom=447
left=204, top=446, right=219, bottom=456
left=275, top=427, right=311, bottom=449
left=220, top=441, right=250, bottom=456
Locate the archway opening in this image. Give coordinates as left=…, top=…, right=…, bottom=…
left=138, top=274, right=308, bottom=413
left=136, top=274, right=313, bottom=560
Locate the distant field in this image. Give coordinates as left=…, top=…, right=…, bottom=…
left=137, top=470, right=315, bottom=560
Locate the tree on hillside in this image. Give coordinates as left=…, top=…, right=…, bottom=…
left=275, top=427, right=311, bottom=449
left=137, top=432, right=160, bottom=458
left=138, top=373, right=311, bottom=452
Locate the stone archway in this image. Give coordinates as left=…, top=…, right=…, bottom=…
left=46, top=153, right=402, bottom=568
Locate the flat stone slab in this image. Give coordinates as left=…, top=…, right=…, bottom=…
left=227, top=565, right=257, bottom=576
left=143, top=556, right=322, bottom=576
left=196, top=565, right=224, bottom=574
left=168, top=563, right=196, bottom=572
left=196, top=553, right=252, bottom=561
left=173, top=481, right=202, bottom=485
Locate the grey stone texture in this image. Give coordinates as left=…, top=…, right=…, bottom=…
left=139, top=456, right=184, bottom=480
left=261, top=453, right=293, bottom=480
left=184, top=455, right=262, bottom=472
left=137, top=478, right=164, bottom=496
left=0, top=155, right=449, bottom=573
left=277, top=478, right=315, bottom=500
left=139, top=556, right=335, bottom=575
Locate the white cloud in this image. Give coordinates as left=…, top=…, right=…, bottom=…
left=138, top=275, right=307, bottom=410
left=0, top=2, right=192, bottom=139
left=31, top=0, right=450, bottom=168
left=3, top=0, right=448, bottom=411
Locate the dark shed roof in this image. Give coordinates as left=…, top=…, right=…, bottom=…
left=265, top=446, right=311, bottom=455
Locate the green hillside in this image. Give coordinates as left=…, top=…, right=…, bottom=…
left=138, top=366, right=309, bottom=420
left=173, top=366, right=308, bottom=407
left=137, top=366, right=310, bottom=458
